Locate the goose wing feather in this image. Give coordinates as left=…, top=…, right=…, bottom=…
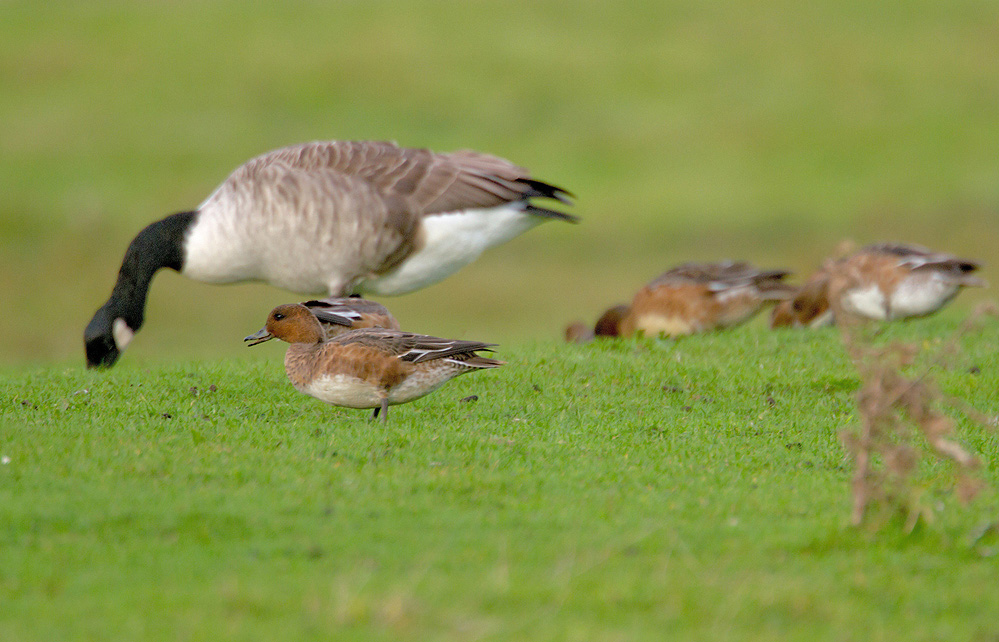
left=222, top=140, right=571, bottom=216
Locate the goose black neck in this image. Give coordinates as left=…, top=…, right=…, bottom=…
left=104, top=211, right=196, bottom=328
left=84, top=211, right=196, bottom=368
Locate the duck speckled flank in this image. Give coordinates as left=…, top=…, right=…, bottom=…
left=245, top=303, right=503, bottom=421
left=771, top=242, right=985, bottom=327
left=85, top=140, right=574, bottom=368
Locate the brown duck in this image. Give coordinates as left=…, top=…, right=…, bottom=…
left=567, top=261, right=794, bottom=340
left=771, top=243, right=985, bottom=327
left=246, top=303, right=502, bottom=420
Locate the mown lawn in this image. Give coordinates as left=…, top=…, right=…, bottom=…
left=3, top=1, right=998, bottom=638
left=2, top=318, right=998, bottom=640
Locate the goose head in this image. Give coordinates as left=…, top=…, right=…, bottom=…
left=84, top=306, right=137, bottom=368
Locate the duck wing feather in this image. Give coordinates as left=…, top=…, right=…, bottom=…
left=330, top=328, right=497, bottom=363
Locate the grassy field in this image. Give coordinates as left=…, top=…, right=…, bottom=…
left=1, top=0, right=998, bottom=363
left=3, top=319, right=999, bottom=640
left=3, top=1, right=999, bottom=639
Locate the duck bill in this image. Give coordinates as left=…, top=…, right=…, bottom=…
left=244, top=327, right=275, bottom=346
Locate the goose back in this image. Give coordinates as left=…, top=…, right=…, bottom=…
left=184, top=140, right=574, bottom=295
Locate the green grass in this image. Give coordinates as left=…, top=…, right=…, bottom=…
left=3, top=1, right=999, bottom=638
left=3, top=319, right=999, bottom=640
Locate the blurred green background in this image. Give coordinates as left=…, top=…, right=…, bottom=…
left=2, top=0, right=996, bottom=365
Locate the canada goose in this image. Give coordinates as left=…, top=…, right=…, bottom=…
left=567, top=262, right=793, bottom=340
left=245, top=303, right=503, bottom=421
left=771, top=243, right=985, bottom=327
left=84, top=140, right=575, bottom=368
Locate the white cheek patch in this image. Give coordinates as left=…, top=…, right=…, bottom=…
left=112, top=318, right=135, bottom=351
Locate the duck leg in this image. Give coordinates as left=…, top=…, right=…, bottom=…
left=371, top=397, right=389, bottom=422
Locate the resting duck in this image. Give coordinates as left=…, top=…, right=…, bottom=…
left=567, top=261, right=794, bottom=340
left=84, top=140, right=575, bottom=368
left=245, top=303, right=503, bottom=421
left=771, top=243, right=985, bottom=327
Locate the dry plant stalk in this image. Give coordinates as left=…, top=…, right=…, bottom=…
left=838, top=302, right=998, bottom=529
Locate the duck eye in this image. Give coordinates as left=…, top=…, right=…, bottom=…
left=273, top=313, right=285, bottom=321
